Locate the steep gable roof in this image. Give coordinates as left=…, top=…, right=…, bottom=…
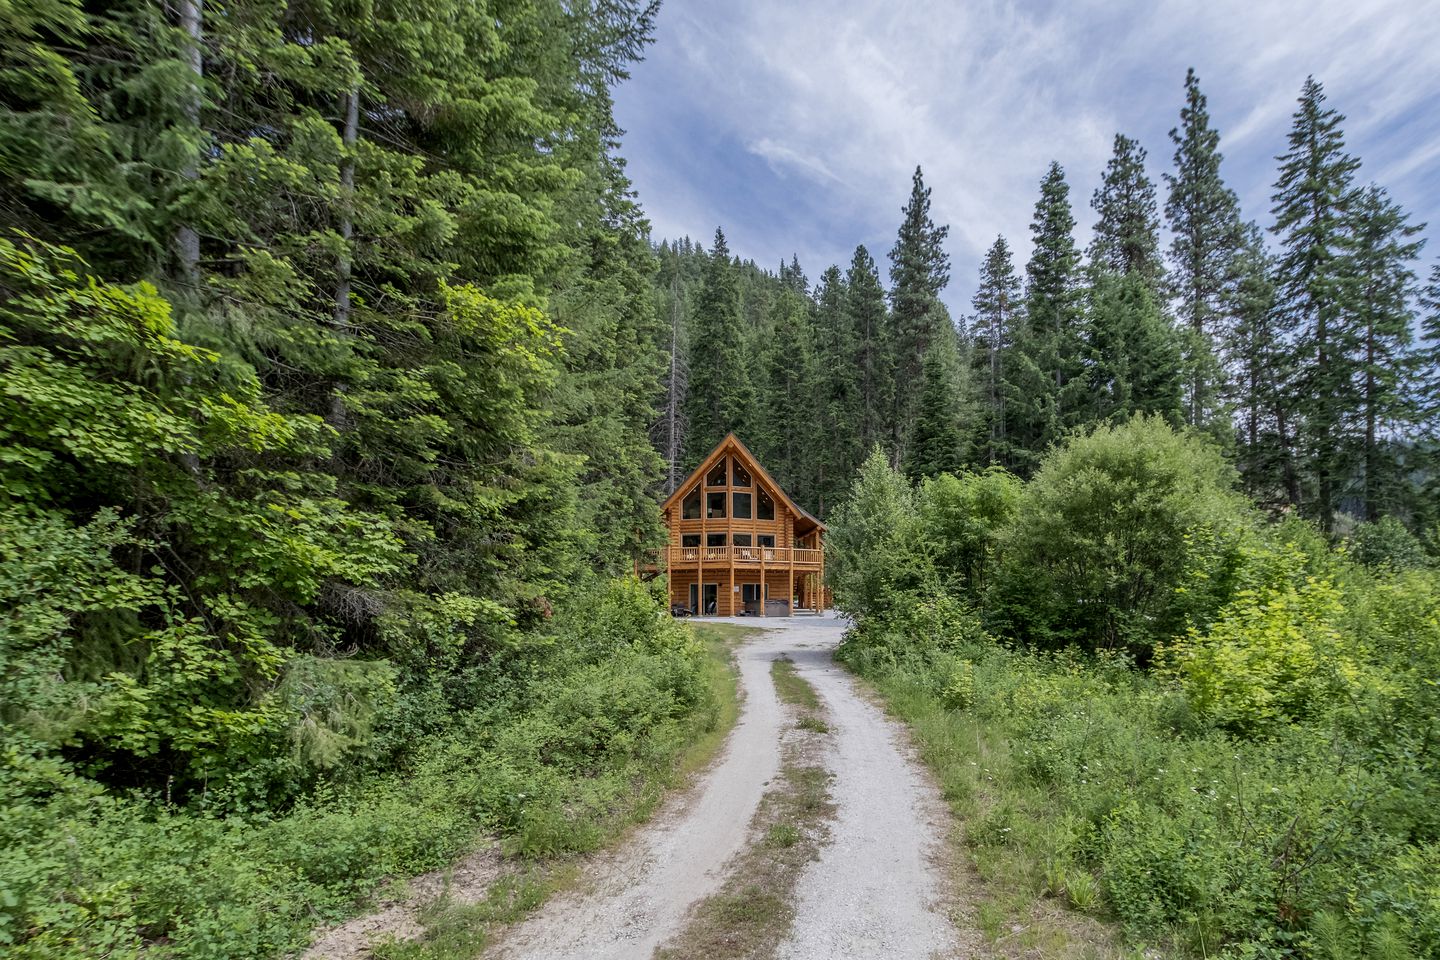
left=660, top=433, right=825, bottom=533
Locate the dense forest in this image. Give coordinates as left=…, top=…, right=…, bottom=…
left=655, top=71, right=1439, bottom=535
left=2, top=0, right=1439, bottom=954
left=1, top=1, right=722, bottom=956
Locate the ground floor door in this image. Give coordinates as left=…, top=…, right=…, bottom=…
left=701, top=583, right=718, bottom=615
left=741, top=582, right=764, bottom=615
left=688, top=583, right=698, bottom=614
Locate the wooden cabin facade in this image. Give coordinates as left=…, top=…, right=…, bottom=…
left=658, top=435, right=826, bottom=617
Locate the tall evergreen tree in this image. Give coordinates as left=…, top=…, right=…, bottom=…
left=1090, top=133, right=1165, bottom=297
left=1418, top=263, right=1440, bottom=433
left=1225, top=224, right=1294, bottom=505
left=905, top=327, right=971, bottom=480
left=1006, top=162, right=1086, bottom=475
left=970, top=235, right=1022, bottom=467
left=1348, top=185, right=1425, bottom=519
left=684, top=227, right=755, bottom=462
left=1164, top=68, right=1245, bottom=431
left=887, top=166, right=951, bottom=458
left=1270, top=76, right=1362, bottom=531
left=755, top=286, right=819, bottom=499
left=1083, top=271, right=1184, bottom=424
left=812, top=264, right=860, bottom=516
left=846, top=245, right=892, bottom=456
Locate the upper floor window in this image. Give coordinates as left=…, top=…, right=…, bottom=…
left=681, top=534, right=701, bottom=547
left=733, top=492, right=752, bottom=520
left=707, top=461, right=728, bottom=486
left=706, top=491, right=726, bottom=518
left=757, top=490, right=775, bottom=521
left=732, top=462, right=752, bottom=487
left=682, top=488, right=701, bottom=519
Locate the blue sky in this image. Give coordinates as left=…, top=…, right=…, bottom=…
left=612, top=0, right=1440, bottom=315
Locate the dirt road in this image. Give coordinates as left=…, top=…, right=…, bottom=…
left=486, top=614, right=961, bottom=959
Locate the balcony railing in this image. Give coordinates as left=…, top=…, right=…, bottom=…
left=660, top=546, right=822, bottom=568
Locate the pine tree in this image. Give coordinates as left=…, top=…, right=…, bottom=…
left=887, top=166, right=951, bottom=458
left=905, top=327, right=970, bottom=480
left=1348, top=185, right=1425, bottom=520
left=1225, top=224, right=1294, bottom=505
left=1090, top=134, right=1165, bottom=297
left=1007, top=162, right=1085, bottom=475
left=812, top=264, right=861, bottom=516
left=846, top=245, right=892, bottom=456
left=756, top=286, right=819, bottom=498
left=1271, top=76, right=1362, bottom=531
left=1084, top=271, right=1184, bottom=424
left=684, top=227, right=755, bottom=461
left=970, top=236, right=1022, bottom=467
left=1419, top=263, right=1440, bottom=432
left=1164, top=68, right=1245, bottom=431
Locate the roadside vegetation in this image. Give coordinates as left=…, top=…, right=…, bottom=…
left=827, top=417, right=1440, bottom=958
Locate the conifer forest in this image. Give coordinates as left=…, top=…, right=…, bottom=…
left=1, top=1, right=1438, bottom=958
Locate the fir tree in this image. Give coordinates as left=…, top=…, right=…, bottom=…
left=813, top=264, right=861, bottom=516
left=1164, top=68, right=1245, bottom=431
left=1348, top=185, right=1425, bottom=519
left=1007, top=162, right=1085, bottom=475
left=1083, top=271, right=1183, bottom=425
left=1090, top=134, right=1165, bottom=297
left=1418, top=263, right=1440, bottom=432
left=887, top=166, right=951, bottom=457
left=970, top=235, right=1022, bottom=467
left=1270, top=76, right=1362, bottom=531
left=684, top=227, right=755, bottom=462
left=846, top=245, right=892, bottom=456
left=905, top=327, right=971, bottom=480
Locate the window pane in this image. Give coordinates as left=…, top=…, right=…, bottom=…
left=757, top=491, right=775, bottom=520
left=682, top=489, right=701, bottom=519
left=706, top=533, right=726, bottom=547
left=707, top=461, right=727, bottom=486
left=681, top=534, right=700, bottom=547
left=707, top=492, right=726, bottom=518
left=732, top=534, right=752, bottom=547
left=733, top=492, right=752, bottom=519
left=732, top=462, right=751, bottom=487
left=758, top=535, right=775, bottom=547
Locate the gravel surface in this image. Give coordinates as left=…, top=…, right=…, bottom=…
left=487, top=614, right=964, bottom=959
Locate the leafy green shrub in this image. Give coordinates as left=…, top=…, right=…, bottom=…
left=991, top=415, right=1249, bottom=656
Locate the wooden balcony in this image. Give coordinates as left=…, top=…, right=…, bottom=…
left=658, top=546, right=823, bottom=569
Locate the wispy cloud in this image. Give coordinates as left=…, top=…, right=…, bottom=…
left=615, top=0, right=1440, bottom=311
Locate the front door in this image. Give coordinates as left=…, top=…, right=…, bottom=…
left=702, top=583, right=718, bottom=616
left=688, top=582, right=699, bottom=615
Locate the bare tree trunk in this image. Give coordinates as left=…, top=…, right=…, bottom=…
left=175, top=0, right=203, bottom=281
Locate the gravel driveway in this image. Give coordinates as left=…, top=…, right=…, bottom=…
left=486, top=614, right=961, bottom=959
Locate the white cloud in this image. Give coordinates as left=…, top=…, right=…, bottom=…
left=616, top=0, right=1440, bottom=307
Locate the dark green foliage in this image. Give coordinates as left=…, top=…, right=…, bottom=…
left=683, top=228, right=756, bottom=461
left=1082, top=271, right=1183, bottom=425
left=970, top=236, right=1022, bottom=469
left=888, top=166, right=952, bottom=457
left=1164, top=68, right=1245, bottom=433
left=904, top=331, right=971, bottom=480
left=846, top=245, right=893, bottom=458
left=1270, top=76, right=1363, bottom=532
left=1089, top=133, right=1165, bottom=298
left=1004, top=163, right=1086, bottom=476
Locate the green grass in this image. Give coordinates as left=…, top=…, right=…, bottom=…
left=376, top=621, right=750, bottom=958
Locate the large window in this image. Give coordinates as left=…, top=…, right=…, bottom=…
left=733, top=492, right=752, bottom=519
left=758, top=490, right=775, bottom=521
left=732, top=534, right=752, bottom=547
left=681, top=534, right=701, bottom=547
left=706, top=532, right=726, bottom=547
left=707, top=460, right=727, bottom=486
left=706, top=491, right=726, bottom=518
left=758, top=535, right=775, bottom=548
left=682, top=488, right=701, bottom=519
left=732, top=461, right=751, bottom=487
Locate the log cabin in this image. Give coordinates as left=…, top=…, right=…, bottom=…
left=657, top=434, right=825, bottom=617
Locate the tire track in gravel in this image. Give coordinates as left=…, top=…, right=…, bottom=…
left=486, top=614, right=967, bottom=959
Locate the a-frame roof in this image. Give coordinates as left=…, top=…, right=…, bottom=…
left=661, top=433, right=825, bottom=533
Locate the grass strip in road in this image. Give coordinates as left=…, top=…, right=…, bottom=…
left=654, top=656, right=835, bottom=960
left=361, top=622, right=755, bottom=959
